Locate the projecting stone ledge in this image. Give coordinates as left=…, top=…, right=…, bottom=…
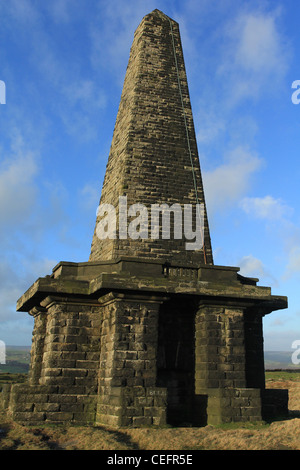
left=16, top=257, right=287, bottom=316
left=10, top=256, right=288, bottom=427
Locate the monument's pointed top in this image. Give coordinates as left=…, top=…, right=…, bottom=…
left=142, top=9, right=177, bottom=24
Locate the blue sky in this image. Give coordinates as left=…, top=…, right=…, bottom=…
left=0, top=0, right=299, bottom=352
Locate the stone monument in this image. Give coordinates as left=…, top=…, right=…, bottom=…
left=1, top=10, right=288, bottom=426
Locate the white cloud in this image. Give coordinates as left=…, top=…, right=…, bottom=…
left=0, top=261, right=25, bottom=321
left=44, top=0, right=81, bottom=23
left=1, top=0, right=108, bottom=142
left=79, top=183, right=100, bottom=212
left=63, top=80, right=107, bottom=109
left=202, top=145, right=262, bottom=215
left=239, top=196, right=300, bottom=281
left=238, top=254, right=278, bottom=286
left=235, top=12, right=285, bottom=72
left=196, top=110, right=226, bottom=145
left=89, top=0, right=158, bottom=82
left=0, top=256, right=57, bottom=346
left=0, top=256, right=55, bottom=322
left=0, top=0, right=40, bottom=24
left=240, top=195, right=293, bottom=221
left=0, top=134, right=38, bottom=230
left=282, top=245, right=300, bottom=280
left=218, top=9, right=290, bottom=104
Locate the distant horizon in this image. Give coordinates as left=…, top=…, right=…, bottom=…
left=3, top=344, right=296, bottom=353
left=1, top=0, right=300, bottom=352
left=2, top=346, right=299, bottom=372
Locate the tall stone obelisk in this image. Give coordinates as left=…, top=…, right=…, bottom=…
left=89, top=9, right=213, bottom=265
left=2, top=10, right=288, bottom=427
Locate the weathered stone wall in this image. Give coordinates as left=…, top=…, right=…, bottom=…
left=205, top=388, right=262, bottom=425
left=194, top=304, right=265, bottom=424
left=195, top=305, right=247, bottom=391
left=96, top=293, right=167, bottom=427
left=27, top=307, right=47, bottom=385
left=89, top=10, right=213, bottom=265
left=5, top=297, right=102, bottom=425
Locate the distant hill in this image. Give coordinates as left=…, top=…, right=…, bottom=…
left=264, top=351, right=300, bottom=370
left=0, top=346, right=30, bottom=374
left=1, top=346, right=299, bottom=374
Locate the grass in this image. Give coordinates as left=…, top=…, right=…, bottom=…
left=265, top=370, right=300, bottom=382
left=213, top=420, right=269, bottom=431
left=0, top=346, right=30, bottom=374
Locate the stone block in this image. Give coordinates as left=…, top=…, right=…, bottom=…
left=35, top=403, right=60, bottom=412
left=45, top=412, right=74, bottom=422
left=60, top=403, right=83, bottom=412
left=12, top=411, right=46, bottom=422
left=72, top=412, right=94, bottom=423
left=13, top=403, right=34, bottom=412
left=132, top=416, right=152, bottom=427
left=136, top=396, right=154, bottom=407
left=48, top=394, right=77, bottom=403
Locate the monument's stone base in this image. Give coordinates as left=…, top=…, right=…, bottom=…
left=1, top=384, right=167, bottom=427
left=0, top=258, right=289, bottom=427
left=96, top=386, right=167, bottom=427
left=198, top=388, right=262, bottom=425
left=1, top=383, right=289, bottom=427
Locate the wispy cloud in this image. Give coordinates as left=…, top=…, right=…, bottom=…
left=0, top=132, right=39, bottom=234
left=282, top=242, right=300, bottom=281
left=89, top=0, right=160, bottom=84
left=238, top=254, right=278, bottom=286
left=240, top=196, right=300, bottom=282
left=196, top=111, right=226, bottom=145
left=218, top=8, right=290, bottom=105
left=1, top=0, right=108, bottom=142
left=79, top=183, right=100, bottom=212
left=43, top=0, right=84, bottom=24
left=0, top=0, right=40, bottom=24
left=240, top=195, right=293, bottom=221
left=203, top=146, right=263, bottom=216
